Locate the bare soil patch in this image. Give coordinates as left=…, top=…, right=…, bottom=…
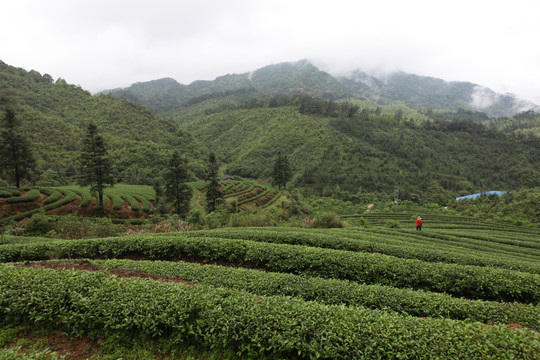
left=19, top=260, right=194, bottom=285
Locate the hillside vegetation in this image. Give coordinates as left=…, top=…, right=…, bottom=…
left=168, top=94, right=539, bottom=202
left=0, top=60, right=205, bottom=185
left=1, top=58, right=539, bottom=216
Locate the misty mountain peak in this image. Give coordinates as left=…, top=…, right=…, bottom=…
left=103, top=60, right=539, bottom=117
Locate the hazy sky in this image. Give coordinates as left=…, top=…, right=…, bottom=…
left=2, top=0, right=539, bottom=103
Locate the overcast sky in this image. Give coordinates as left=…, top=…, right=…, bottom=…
left=2, top=0, right=539, bottom=103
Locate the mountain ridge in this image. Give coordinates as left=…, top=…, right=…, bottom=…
left=103, top=60, right=540, bottom=117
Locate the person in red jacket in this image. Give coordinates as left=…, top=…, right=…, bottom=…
left=416, top=216, right=422, bottom=231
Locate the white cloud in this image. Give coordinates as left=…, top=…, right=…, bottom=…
left=1, top=0, right=539, bottom=103
left=471, top=86, right=499, bottom=110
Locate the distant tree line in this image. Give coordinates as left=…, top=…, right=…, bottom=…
left=422, top=108, right=489, bottom=123
left=298, top=95, right=359, bottom=118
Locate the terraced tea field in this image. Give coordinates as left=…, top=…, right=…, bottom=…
left=0, top=181, right=282, bottom=225
left=1, top=220, right=539, bottom=358
left=0, top=184, right=156, bottom=225
left=191, top=180, right=282, bottom=212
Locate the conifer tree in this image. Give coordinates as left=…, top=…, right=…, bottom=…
left=78, top=123, right=114, bottom=210
left=0, top=108, right=35, bottom=188
left=272, top=153, right=292, bottom=190
left=205, top=152, right=223, bottom=213
left=164, top=151, right=191, bottom=217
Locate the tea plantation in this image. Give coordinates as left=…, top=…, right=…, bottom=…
left=0, top=181, right=282, bottom=227
left=0, top=218, right=539, bottom=358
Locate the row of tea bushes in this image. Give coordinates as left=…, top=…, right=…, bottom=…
left=92, top=258, right=540, bottom=329
left=1, top=265, right=538, bottom=359
left=1, top=234, right=539, bottom=304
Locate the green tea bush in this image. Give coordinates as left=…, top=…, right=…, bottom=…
left=242, top=188, right=271, bottom=205
left=131, top=193, right=151, bottom=212
left=24, top=214, right=54, bottom=236
left=386, top=219, right=400, bottom=228
left=194, top=227, right=540, bottom=274
left=315, top=212, right=343, bottom=228
left=121, top=194, right=139, bottom=211
left=5, top=189, right=40, bottom=204
left=105, top=192, right=123, bottom=210
left=0, top=265, right=538, bottom=359
left=260, top=191, right=282, bottom=208
left=40, top=189, right=62, bottom=204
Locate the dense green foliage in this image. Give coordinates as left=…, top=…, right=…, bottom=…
left=204, top=152, right=223, bottom=213
left=483, top=110, right=540, bottom=136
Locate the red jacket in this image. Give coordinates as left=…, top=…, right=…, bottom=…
left=416, top=219, right=422, bottom=226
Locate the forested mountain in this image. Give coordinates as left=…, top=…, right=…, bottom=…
left=169, top=93, right=539, bottom=202
left=0, top=60, right=205, bottom=186
left=104, top=60, right=345, bottom=114
left=105, top=60, right=539, bottom=118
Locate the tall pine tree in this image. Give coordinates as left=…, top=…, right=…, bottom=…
left=272, top=153, right=292, bottom=190
left=205, top=152, right=223, bottom=213
left=78, top=123, right=114, bottom=210
left=0, top=108, right=35, bottom=188
left=164, top=151, right=191, bottom=217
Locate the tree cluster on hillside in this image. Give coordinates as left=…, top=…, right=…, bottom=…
left=298, top=95, right=359, bottom=118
